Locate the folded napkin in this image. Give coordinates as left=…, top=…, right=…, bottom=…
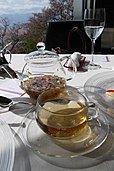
left=64, top=52, right=89, bottom=72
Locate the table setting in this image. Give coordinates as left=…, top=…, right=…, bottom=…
left=0, top=50, right=114, bottom=171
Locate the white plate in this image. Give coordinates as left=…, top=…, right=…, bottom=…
left=0, top=118, right=15, bottom=171
left=84, top=71, right=114, bottom=119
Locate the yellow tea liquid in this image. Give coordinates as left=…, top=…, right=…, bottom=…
left=36, top=99, right=88, bottom=139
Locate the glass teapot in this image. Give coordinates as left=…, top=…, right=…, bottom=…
left=20, top=43, right=77, bottom=99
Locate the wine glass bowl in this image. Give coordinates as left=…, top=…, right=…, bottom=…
left=84, top=8, right=106, bottom=70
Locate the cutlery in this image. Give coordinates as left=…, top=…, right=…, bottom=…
left=0, top=96, right=33, bottom=113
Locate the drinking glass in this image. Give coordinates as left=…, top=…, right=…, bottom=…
left=84, top=8, right=106, bottom=70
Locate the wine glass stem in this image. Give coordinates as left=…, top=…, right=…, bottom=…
left=91, top=39, right=95, bottom=64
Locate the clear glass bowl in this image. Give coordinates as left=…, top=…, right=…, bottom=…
left=84, top=71, right=114, bottom=120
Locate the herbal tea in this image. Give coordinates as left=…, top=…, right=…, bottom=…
left=36, top=99, right=88, bottom=139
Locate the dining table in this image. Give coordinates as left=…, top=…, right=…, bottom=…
left=0, top=53, right=114, bottom=171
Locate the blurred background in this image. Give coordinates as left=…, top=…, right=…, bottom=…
left=0, top=0, right=114, bottom=54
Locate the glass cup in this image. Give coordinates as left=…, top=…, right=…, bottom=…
left=25, top=86, right=109, bottom=155
left=35, top=86, right=92, bottom=140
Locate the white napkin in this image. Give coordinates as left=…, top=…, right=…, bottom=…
left=68, top=52, right=82, bottom=67
left=66, top=52, right=89, bottom=71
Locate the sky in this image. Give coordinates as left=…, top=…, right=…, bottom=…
left=0, top=0, right=49, bottom=15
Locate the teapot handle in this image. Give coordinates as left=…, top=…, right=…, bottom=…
left=59, top=55, right=77, bottom=81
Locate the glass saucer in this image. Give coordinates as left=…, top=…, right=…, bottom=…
left=21, top=110, right=109, bottom=159
left=0, top=118, right=15, bottom=171
left=84, top=71, right=114, bottom=119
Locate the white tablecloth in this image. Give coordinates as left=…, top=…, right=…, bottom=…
left=1, top=54, right=114, bottom=171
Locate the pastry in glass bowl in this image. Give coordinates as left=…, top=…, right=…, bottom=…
left=20, top=75, right=66, bottom=99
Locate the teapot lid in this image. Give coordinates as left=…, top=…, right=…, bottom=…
left=24, top=42, right=58, bottom=61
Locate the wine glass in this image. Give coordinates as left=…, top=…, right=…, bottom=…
left=84, top=8, right=106, bottom=70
